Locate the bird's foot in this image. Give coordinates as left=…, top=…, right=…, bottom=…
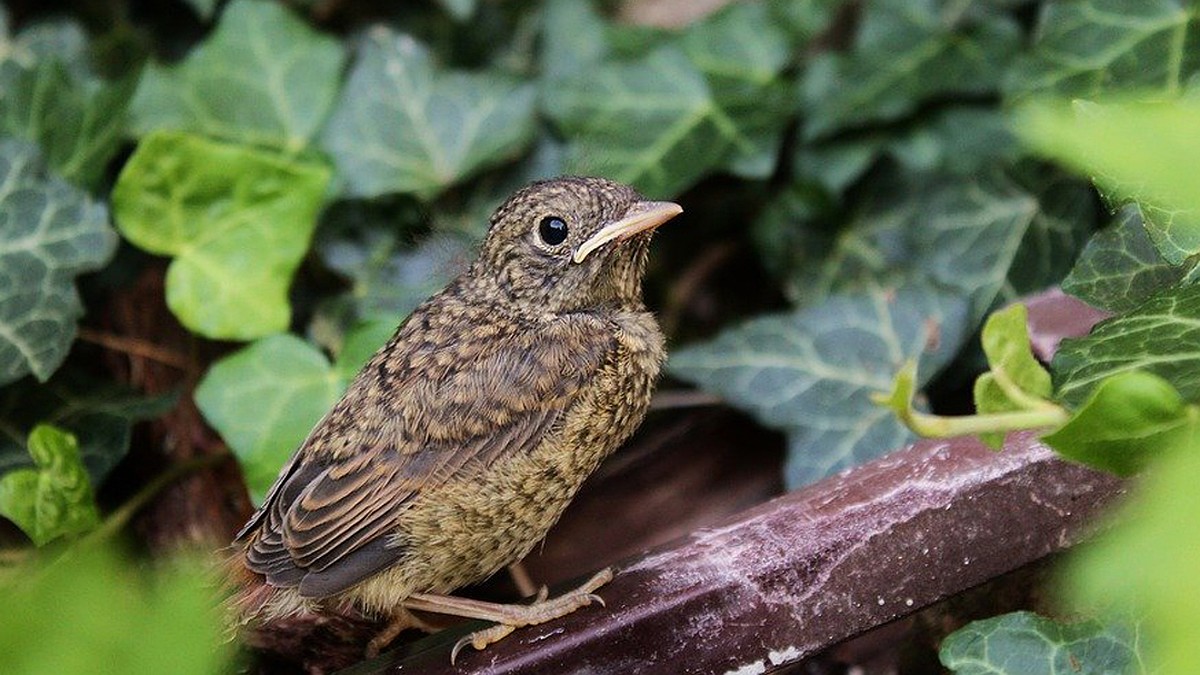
left=365, top=606, right=439, bottom=658
left=403, top=567, right=615, bottom=664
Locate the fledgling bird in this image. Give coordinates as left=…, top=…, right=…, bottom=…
left=231, top=176, right=681, bottom=660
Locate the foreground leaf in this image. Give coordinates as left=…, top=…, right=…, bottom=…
left=1018, top=97, right=1200, bottom=264
left=799, top=0, right=1020, bottom=139
left=0, top=425, right=99, bottom=545
left=0, top=544, right=232, bottom=675
left=195, top=326, right=391, bottom=501
left=543, top=45, right=733, bottom=197
left=1043, top=370, right=1192, bottom=476
left=1066, top=423, right=1200, bottom=674
left=1053, top=285, right=1200, bottom=407
left=973, top=304, right=1053, bottom=448
left=1006, top=0, right=1200, bottom=99
left=130, top=0, right=344, bottom=151
left=940, top=611, right=1144, bottom=675
left=1062, top=207, right=1196, bottom=312
left=670, top=282, right=968, bottom=487
left=0, top=140, right=115, bottom=385
left=322, top=29, right=536, bottom=200
left=112, top=131, right=331, bottom=340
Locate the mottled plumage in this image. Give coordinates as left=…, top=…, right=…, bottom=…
left=232, top=176, right=680, bottom=656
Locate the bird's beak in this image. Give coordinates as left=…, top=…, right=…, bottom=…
left=573, top=201, right=683, bottom=264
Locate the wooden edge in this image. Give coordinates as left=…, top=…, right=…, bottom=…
left=345, top=291, right=1119, bottom=674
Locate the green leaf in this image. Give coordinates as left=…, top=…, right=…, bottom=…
left=0, top=371, right=176, bottom=485
left=196, top=334, right=341, bottom=501
left=182, top=0, right=219, bottom=20
left=670, top=282, right=969, bottom=487
left=1006, top=0, right=1200, bottom=100
left=112, top=131, right=331, bottom=340
left=1018, top=97, right=1200, bottom=264
left=799, top=0, right=1020, bottom=139
left=1065, top=422, right=1200, bottom=674
left=1043, top=370, right=1191, bottom=476
left=1053, top=285, right=1200, bottom=407
left=973, top=304, right=1053, bottom=448
left=543, top=45, right=733, bottom=197
left=322, top=29, right=536, bottom=200
left=319, top=229, right=471, bottom=323
left=0, top=425, right=99, bottom=545
left=0, top=46, right=134, bottom=189
left=540, top=0, right=609, bottom=81
left=435, top=0, right=477, bottom=21
left=0, top=139, right=116, bottom=385
left=129, top=0, right=345, bottom=151
left=195, top=325, right=393, bottom=503
left=940, top=611, right=1144, bottom=675
left=679, top=1, right=793, bottom=178
left=1063, top=207, right=1196, bottom=313
left=0, top=544, right=233, bottom=675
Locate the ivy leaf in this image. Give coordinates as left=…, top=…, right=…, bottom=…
left=669, top=282, right=969, bottom=487
left=322, top=29, right=536, bottom=200
left=0, top=425, right=99, bottom=546
left=319, top=229, right=471, bottom=323
left=679, top=1, right=793, bottom=178
left=0, top=371, right=176, bottom=485
left=0, top=20, right=134, bottom=191
left=182, top=0, right=218, bottom=21
left=1043, top=370, right=1191, bottom=476
left=799, top=0, right=1020, bottom=139
left=1006, top=0, right=1200, bottom=100
left=1053, top=285, right=1200, bottom=407
left=543, top=45, right=733, bottom=197
left=435, top=0, right=477, bottom=22
left=130, top=0, right=345, bottom=151
left=1018, top=97, right=1200, bottom=264
left=0, top=544, right=233, bottom=675
left=940, top=611, right=1144, bottom=675
left=196, top=326, right=390, bottom=501
left=1063, top=207, right=1196, bottom=313
left=540, top=0, right=609, bottom=81
left=973, top=304, right=1052, bottom=448
left=0, top=139, right=116, bottom=385
left=111, top=131, right=331, bottom=340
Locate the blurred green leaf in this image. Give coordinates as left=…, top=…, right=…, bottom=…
left=679, top=1, right=793, bottom=178
left=195, top=325, right=389, bottom=501
left=0, top=544, right=232, bottom=674
left=1065, top=422, right=1200, bottom=674
left=670, top=282, right=969, bottom=487
left=322, top=29, right=536, bottom=200
left=112, top=131, right=331, bottom=340
left=0, top=139, right=115, bottom=386
left=436, top=0, right=477, bottom=22
left=799, top=0, right=1020, bottom=139
left=1044, top=370, right=1191, bottom=476
left=1006, top=0, right=1200, bottom=100
left=1053, top=285, right=1200, bottom=406
left=540, top=0, right=609, bottom=81
left=0, top=425, right=99, bottom=545
left=130, top=0, right=345, bottom=151
left=0, top=22, right=134, bottom=190
left=1018, top=97, right=1200, bottom=264
left=940, top=611, right=1145, bottom=675
left=0, top=371, right=176, bottom=485
left=182, top=0, right=219, bottom=20
left=543, top=45, right=733, bottom=197
left=973, top=304, right=1052, bottom=448
left=1063, top=207, right=1196, bottom=312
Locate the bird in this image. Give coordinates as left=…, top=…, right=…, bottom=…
left=229, top=176, right=682, bottom=661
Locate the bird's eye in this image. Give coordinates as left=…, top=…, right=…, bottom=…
left=538, top=216, right=569, bottom=246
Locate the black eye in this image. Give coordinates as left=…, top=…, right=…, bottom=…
left=538, top=216, right=569, bottom=246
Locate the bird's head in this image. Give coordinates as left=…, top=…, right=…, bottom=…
left=472, top=176, right=682, bottom=313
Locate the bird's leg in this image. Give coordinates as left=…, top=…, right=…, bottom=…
left=507, top=561, right=540, bottom=598
left=365, top=605, right=439, bottom=658
left=402, top=567, right=614, bottom=663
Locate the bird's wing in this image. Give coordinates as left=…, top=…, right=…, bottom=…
left=239, top=312, right=616, bottom=597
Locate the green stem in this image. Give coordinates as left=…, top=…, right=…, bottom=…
left=900, top=405, right=1070, bottom=439
left=990, top=364, right=1059, bottom=413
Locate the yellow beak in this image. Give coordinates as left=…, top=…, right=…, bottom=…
left=573, top=201, right=683, bottom=264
